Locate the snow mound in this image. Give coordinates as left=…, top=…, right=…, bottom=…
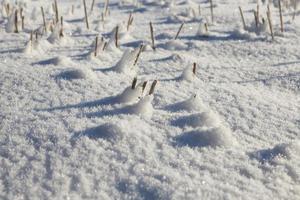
left=180, top=65, right=197, bottom=81
left=56, top=67, right=96, bottom=80
left=172, top=111, right=222, bottom=128
left=52, top=56, right=74, bottom=66
left=175, top=126, right=236, bottom=148
left=127, top=95, right=154, bottom=119
left=251, top=141, right=300, bottom=163
left=196, top=22, right=209, bottom=37
left=230, top=27, right=255, bottom=40
left=83, top=123, right=124, bottom=142
left=168, top=95, right=208, bottom=112
left=162, top=40, right=188, bottom=50
left=115, top=84, right=143, bottom=104
left=113, top=47, right=140, bottom=75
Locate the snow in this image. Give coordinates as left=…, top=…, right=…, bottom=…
left=0, top=0, right=300, bottom=199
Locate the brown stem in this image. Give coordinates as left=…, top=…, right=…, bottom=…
left=115, top=26, right=119, bottom=48
left=131, top=77, right=137, bottom=89
left=192, top=63, right=196, bottom=75
left=150, top=22, right=155, bottom=50
left=279, top=0, right=284, bottom=32
left=41, top=7, right=47, bottom=33
left=239, top=6, right=246, bottom=30
left=174, top=23, right=184, bottom=40
left=133, top=45, right=144, bottom=66
left=94, top=36, right=98, bottom=57
left=149, top=80, right=157, bottom=95
left=83, top=0, right=89, bottom=29
left=14, top=10, right=19, bottom=33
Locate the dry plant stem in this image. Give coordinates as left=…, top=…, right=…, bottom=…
left=204, top=23, right=208, bottom=32
left=59, top=16, right=64, bottom=37
left=257, top=4, right=260, bottom=24
left=30, top=32, right=33, bottom=42
left=210, top=0, right=214, bottom=23
left=254, top=11, right=258, bottom=29
left=94, top=36, right=98, bottom=57
left=35, top=31, right=38, bottom=40
left=20, top=8, right=23, bottom=19
left=54, top=0, right=59, bottom=23
left=72, top=5, right=74, bottom=15
left=192, top=63, right=196, bottom=75
left=91, top=0, right=96, bottom=12
left=115, top=26, right=119, bottom=48
left=149, top=22, right=155, bottom=50
left=278, top=0, right=284, bottom=32
left=198, top=4, right=201, bottom=15
left=41, top=7, right=47, bottom=33
left=149, top=80, right=157, bottom=95
left=131, top=77, right=137, bottom=89
left=102, top=42, right=108, bottom=51
left=174, top=23, right=184, bottom=40
left=127, top=12, right=132, bottom=31
left=14, top=10, right=18, bottom=33
left=239, top=6, right=246, bottom=30
left=104, top=0, right=109, bottom=16
left=83, top=0, right=89, bottom=29
left=142, top=81, right=147, bottom=93
left=21, top=16, right=24, bottom=30
left=133, top=45, right=144, bottom=66
left=267, top=6, right=274, bottom=40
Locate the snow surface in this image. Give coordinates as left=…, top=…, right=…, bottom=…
left=0, top=0, right=300, bottom=199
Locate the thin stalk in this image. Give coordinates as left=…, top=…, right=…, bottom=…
left=279, top=0, right=284, bottom=32
left=150, top=22, right=155, bottom=50
left=174, top=23, right=184, bottom=40
left=41, top=7, right=47, bottom=33
left=83, top=0, right=89, bottom=29
left=239, top=6, right=246, bottom=30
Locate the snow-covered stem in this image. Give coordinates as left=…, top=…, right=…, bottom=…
left=131, top=77, right=138, bottom=89
left=205, top=23, right=208, bottom=32
left=21, top=16, right=24, bottom=30
left=210, top=0, right=214, bottom=23
left=149, top=80, right=157, bottom=95
left=91, top=0, right=96, bottom=12
left=257, top=4, right=260, bottom=24
left=115, top=25, right=119, bottom=48
left=267, top=6, right=274, bottom=40
left=94, top=36, right=98, bottom=57
left=14, top=10, right=18, bottom=33
left=133, top=44, right=144, bottom=66
left=279, top=0, right=284, bottom=33
left=239, top=6, right=246, bottom=30
left=83, top=0, right=89, bottom=29
left=193, top=62, right=196, bottom=75
left=104, top=0, right=109, bottom=16
left=41, top=7, right=47, bottom=33
left=127, top=12, right=133, bottom=31
left=54, top=0, right=59, bottom=23
left=72, top=5, right=74, bottom=15
left=142, top=81, right=147, bottom=93
left=175, top=23, right=184, bottom=40
left=254, top=11, right=258, bottom=29
left=59, top=16, right=64, bottom=37
left=150, top=22, right=155, bottom=50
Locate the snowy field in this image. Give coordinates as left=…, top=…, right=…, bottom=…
left=0, top=0, right=300, bottom=199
